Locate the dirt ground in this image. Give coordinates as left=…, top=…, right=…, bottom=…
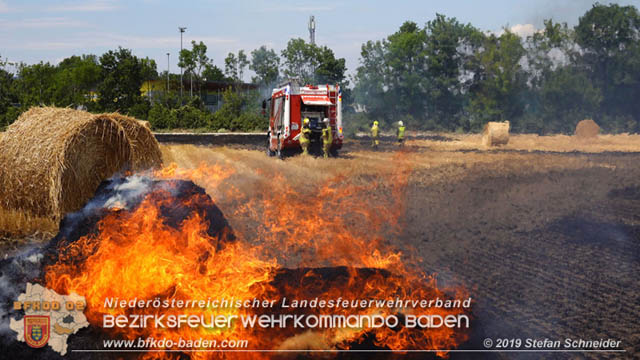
left=161, top=135, right=640, bottom=359
left=1, top=134, right=639, bottom=358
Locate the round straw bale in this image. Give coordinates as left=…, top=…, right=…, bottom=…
left=575, top=119, right=599, bottom=138
left=482, top=121, right=510, bottom=146
left=108, top=113, right=163, bottom=170
left=0, top=107, right=132, bottom=221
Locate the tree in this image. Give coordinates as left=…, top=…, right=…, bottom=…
left=97, top=47, right=152, bottom=112
left=353, top=21, right=430, bottom=126
left=237, top=50, right=249, bottom=82
left=424, top=15, right=483, bottom=129
left=224, top=52, right=238, bottom=81
left=202, top=64, right=226, bottom=82
left=281, top=38, right=347, bottom=85
left=15, top=62, right=57, bottom=106
left=53, top=55, right=101, bottom=107
left=538, top=66, right=602, bottom=133
left=250, top=45, right=280, bottom=85
left=179, top=41, right=213, bottom=94
left=467, top=31, right=528, bottom=129
left=281, top=38, right=317, bottom=83
left=314, top=45, right=347, bottom=84
left=575, top=3, right=640, bottom=130
left=224, top=50, right=250, bottom=83
left=0, top=55, right=18, bottom=127
left=518, top=19, right=600, bottom=133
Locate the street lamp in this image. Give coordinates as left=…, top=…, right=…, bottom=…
left=166, top=53, right=170, bottom=92
left=179, top=27, right=186, bottom=99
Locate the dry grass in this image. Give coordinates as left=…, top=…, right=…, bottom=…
left=410, top=133, right=640, bottom=153
left=0, top=207, right=57, bottom=237
left=2, top=131, right=637, bottom=240
left=160, top=142, right=627, bottom=195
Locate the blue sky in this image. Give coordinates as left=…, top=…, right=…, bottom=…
left=0, top=0, right=637, bottom=78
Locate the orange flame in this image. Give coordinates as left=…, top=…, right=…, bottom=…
left=45, top=153, right=470, bottom=359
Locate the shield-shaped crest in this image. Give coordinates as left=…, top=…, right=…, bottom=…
left=24, top=315, right=50, bottom=348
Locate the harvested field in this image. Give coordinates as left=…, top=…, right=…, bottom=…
left=160, top=139, right=640, bottom=358
left=1, top=133, right=639, bottom=358
left=390, top=133, right=640, bottom=153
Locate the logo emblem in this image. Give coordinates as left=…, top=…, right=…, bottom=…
left=24, top=315, right=50, bottom=348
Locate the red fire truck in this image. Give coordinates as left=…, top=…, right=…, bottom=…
left=265, top=80, right=343, bottom=157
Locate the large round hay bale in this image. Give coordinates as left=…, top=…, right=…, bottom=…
left=575, top=119, right=599, bottom=138
left=482, top=121, right=510, bottom=146
left=0, top=107, right=132, bottom=221
left=108, top=113, right=162, bottom=170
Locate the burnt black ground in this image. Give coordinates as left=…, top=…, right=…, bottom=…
left=401, top=154, right=640, bottom=359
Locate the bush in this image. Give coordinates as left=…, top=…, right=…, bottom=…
left=127, top=100, right=151, bottom=120
left=147, top=104, right=174, bottom=129
left=209, top=111, right=231, bottom=131
left=231, top=112, right=266, bottom=132
left=175, top=105, right=207, bottom=128
left=343, top=112, right=372, bottom=136
left=0, top=107, right=23, bottom=129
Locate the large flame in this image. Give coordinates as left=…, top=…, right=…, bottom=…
left=45, top=153, right=470, bottom=358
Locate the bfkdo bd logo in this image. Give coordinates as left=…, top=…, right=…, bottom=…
left=24, top=315, right=50, bottom=348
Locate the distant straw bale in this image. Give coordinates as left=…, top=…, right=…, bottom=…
left=109, top=113, right=163, bottom=170
left=0, top=107, right=132, bottom=222
left=482, top=121, right=510, bottom=146
left=575, top=119, right=600, bottom=138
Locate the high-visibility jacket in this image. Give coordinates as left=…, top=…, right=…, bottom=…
left=371, top=124, right=379, bottom=138
left=300, top=127, right=311, bottom=144
left=322, top=126, right=332, bottom=147
left=397, top=126, right=406, bottom=140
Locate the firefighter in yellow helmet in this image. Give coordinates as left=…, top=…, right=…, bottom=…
left=300, top=118, right=311, bottom=155
left=322, top=118, right=333, bottom=158
left=371, top=121, right=380, bottom=149
left=397, top=120, right=406, bottom=146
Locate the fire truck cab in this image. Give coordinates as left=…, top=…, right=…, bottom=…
left=266, top=80, right=343, bottom=157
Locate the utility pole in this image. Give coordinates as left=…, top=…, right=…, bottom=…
left=308, top=15, right=316, bottom=45
left=179, top=27, right=186, bottom=99
left=166, top=53, right=170, bottom=92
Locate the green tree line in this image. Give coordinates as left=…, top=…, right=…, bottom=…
left=352, top=3, right=640, bottom=134
left=1, top=3, right=639, bottom=134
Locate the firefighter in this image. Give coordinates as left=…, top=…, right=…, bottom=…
left=397, top=120, right=406, bottom=146
left=371, top=121, right=380, bottom=149
left=300, top=118, right=311, bottom=155
left=322, top=118, right=332, bottom=158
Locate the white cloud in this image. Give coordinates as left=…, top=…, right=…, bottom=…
left=256, top=4, right=336, bottom=13
left=509, top=24, right=538, bottom=38
left=2, top=33, right=237, bottom=52
left=99, top=34, right=237, bottom=49
left=0, top=17, right=89, bottom=29
left=489, top=24, right=540, bottom=38
left=47, top=0, right=119, bottom=12
left=290, top=5, right=335, bottom=12
left=0, top=0, right=9, bottom=13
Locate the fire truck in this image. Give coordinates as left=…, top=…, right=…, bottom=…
left=265, top=80, right=343, bottom=157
